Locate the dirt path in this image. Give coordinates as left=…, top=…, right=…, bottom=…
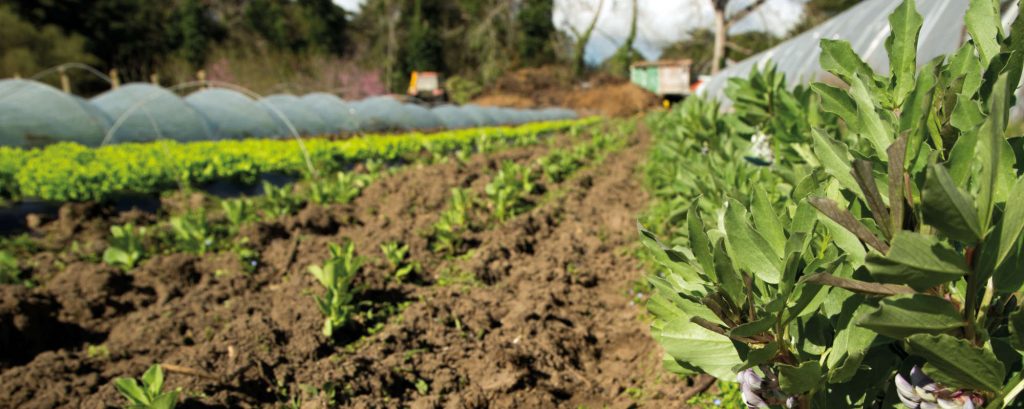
left=0, top=125, right=694, bottom=408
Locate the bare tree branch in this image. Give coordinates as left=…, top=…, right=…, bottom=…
left=725, top=0, right=769, bottom=28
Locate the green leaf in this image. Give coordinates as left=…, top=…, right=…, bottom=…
left=865, top=232, right=968, bottom=291
left=906, top=334, right=1006, bottom=393
left=151, top=391, right=179, bottom=409
left=886, top=0, right=923, bottom=106
left=801, top=272, right=914, bottom=296
left=978, top=73, right=1009, bottom=232
left=996, top=177, right=1024, bottom=268
left=687, top=203, right=715, bottom=278
left=820, top=39, right=878, bottom=87
left=849, top=75, right=893, bottom=160
left=827, top=302, right=878, bottom=383
left=730, top=315, right=776, bottom=338
left=811, top=129, right=861, bottom=197
left=142, top=364, right=164, bottom=396
left=778, top=361, right=823, bottom=395
left=714, top=238, right=745, bottom=307
left=736, top=342, right=780, bottom=371
left=856, top=294, right=964, bottom=339
left=1009, top=309, right=1024, bottom=351
left=751, top=186, right=785, bottom=258
left=638, top=224, right=702, bottom=286
left=922, top=163, right=982, bottom=243
left=812, top=83, right=858, bottom=126
left=113, top=378, right=149, bottom=405
left=723, top=199, right=782, bottom=284
left=965, top=0, right=1002, bottom=68
left=657, top=317, right=743, bottom=380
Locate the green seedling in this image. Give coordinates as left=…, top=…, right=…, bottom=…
left=103, top=223, right=147, bottom=270
left=169, top=211, right=213, bottom=255
left=309, top=171, right=371, bottom=205
left=113, top=364, right=179, bottom=409
left=221, top=198, right=255, bottom=233
left=484, top=161, right=535, bottom=222
left=0, top=250, right=22, bottom=284
left=432, top=188, right=474, bottom=254
left=308, top=241, right=363, bottom=338
left=381, top=241, right=417, bottom=282
left=261, top=181, right=302, bottom=217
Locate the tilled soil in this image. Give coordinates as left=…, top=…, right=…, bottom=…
left=0, top=128, right=695, bottom=408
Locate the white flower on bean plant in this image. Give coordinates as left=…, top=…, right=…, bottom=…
left=737, top=368, right=796, bottom=409
left=895, top=366, right=982, bottom=409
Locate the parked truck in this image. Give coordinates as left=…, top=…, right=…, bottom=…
left=629, top=59, right=693, bottom=106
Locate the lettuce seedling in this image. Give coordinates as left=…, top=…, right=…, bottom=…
left=432, top=188, right=474, bottom=255
left=381, top=241, right=418, bottom=282
left=309, top=171, right=372, bottom=205
left=484, top=161, right=535, bottom=222
left=221, top=198, right=255, bottom=233
left=169, top=211, right=213, bottom=255
left=103, top=223, right=147, bottom=270
left=308, top=241, right=363, bottom=338
left=261, top=181, right=302, bottom=218
left=0, top=250, right=22, bottom=284
left=113, top=364, right=179, bottom=409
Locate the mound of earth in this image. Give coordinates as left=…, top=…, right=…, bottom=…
left=473, top=66, right=659, bottom=117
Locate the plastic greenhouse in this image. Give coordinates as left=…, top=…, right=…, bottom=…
left=0, top=79, right=112, bottom=147
left=260, top=94, right=332, bottom=136
left=350, top=96, right=406, bottom=131
left=432, top=105, right=478, bottom=129
left=91, top=83, right=213, bottom=143
left=185, top=88, right=286, bottom=139
left=299, top=93, right=359, bottom=132
left=397, top=103, right=443, bottom=130
left=698, top=0, right=1020, bottom=106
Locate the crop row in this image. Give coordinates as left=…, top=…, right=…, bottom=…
left=0, top=118, right=596, bottom=202
left=639, top=1, right=1024, bottom=408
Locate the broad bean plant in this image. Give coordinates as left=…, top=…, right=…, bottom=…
left=642, top=1, right=1024, bottom=408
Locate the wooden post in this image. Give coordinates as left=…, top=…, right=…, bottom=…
left=109, top=69, right=120, bottom=89
left=196, top=69, right=207, bottom=88
left=58, top=66, right=71, bottom=93
left=150, top=73, right=160, bottom=85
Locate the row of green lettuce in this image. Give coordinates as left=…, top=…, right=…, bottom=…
left=0, top=118, right=596, bottom=202
left=640, top=0, right=1024, bottom=408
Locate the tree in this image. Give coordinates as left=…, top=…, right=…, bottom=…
left=179, top=0, right=210, bottom=69
left=300, top=0, right=349, bottom=55
left=568, top=0, right=606, bottom=78
left=517, top=0, right=556, bottom=66
left=604, top=0, right=640, bottom=78
left=402, top=0, right=444, bottom=72
left=709, top=0, right=768, bottom=75
left=0, top=5, right=98, bottom=79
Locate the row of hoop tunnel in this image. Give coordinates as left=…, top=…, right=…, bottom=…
left=0, top=78, right=578, bottom=148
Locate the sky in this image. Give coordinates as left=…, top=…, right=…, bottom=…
left=332, top=0, right=806, bottom=63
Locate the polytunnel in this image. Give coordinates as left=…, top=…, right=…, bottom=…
left=91, top=83, right=213, bottom=143
left=397, top=103, right=443, bottom=130
left=432, top=105, right=478, bottom=129
left=300, top=93, right=359, bottom=132
left=184, top=88, right=285, bottom=139
left=350, top=96, right=406, bottom=131
left=259, top=94, right=331, bottom=136
left=0, top=79, right=111, bottom=147
left=697, top=0, right=1018, bottom=106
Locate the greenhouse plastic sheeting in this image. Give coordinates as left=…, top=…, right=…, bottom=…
left=300, top=93, right=358, bottom=132
left=699, top=0, right=977, bottom=106
left=349, top=96, right=406, bottom=131
left=92, top=83, right=213, bottom=143
left=397, top=103, right=443, bottom=130
left=432, top=105, right=478, bottom=129
left=260, top=94, right=332, bottom=136
left=185, top=88, right=286, bottom=139
left=0, top=79, right=112, bottom=147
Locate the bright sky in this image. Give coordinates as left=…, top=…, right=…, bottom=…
left=332, top=0, right=806, bottom=63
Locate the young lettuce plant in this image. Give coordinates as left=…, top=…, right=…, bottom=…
left=309, top=171, right=372, bottom=205
left=113, top=364, right=179, bottom=409
left=381, top=241, right=418, bottom=282
left=0, top=250, right=24, bottom=285
left=485, top=161, right=536, bottom=222
left=103, top=223, right=147, bottom=271
left=432, top=188, right=475, bottom=255
left=260, top=181, right=302, bottom=218
left=169, top=211, right=214, bottom=255
left=221, top=198, right=255, bottom=234
left=643, top=1, right=1024, bottom=407
left=308, top=241, right=362, bottom=338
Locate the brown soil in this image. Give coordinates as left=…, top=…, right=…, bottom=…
left=472, top=66, right=659, bottom=118
left=0, top=127, right=700, bottom=408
